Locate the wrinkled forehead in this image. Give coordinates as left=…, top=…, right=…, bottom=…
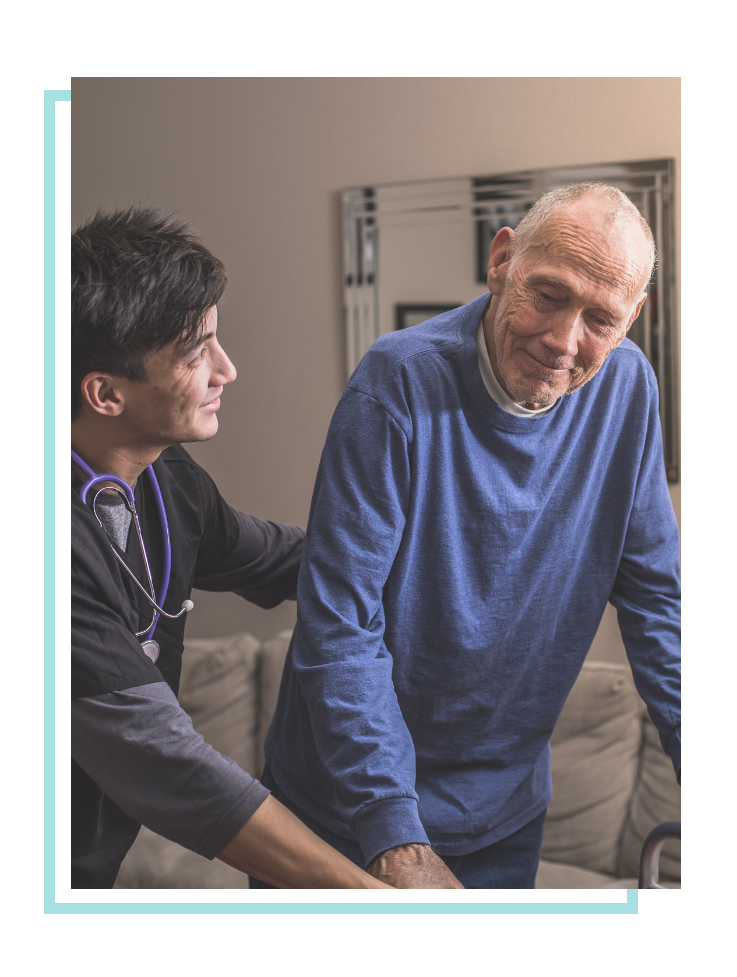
left=523, top=206, right=651, bottom=299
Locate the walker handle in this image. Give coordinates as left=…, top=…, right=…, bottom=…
left=638, top=820, right=680, bottom=889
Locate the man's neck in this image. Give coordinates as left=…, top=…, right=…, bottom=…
left=71, top=421, right=164, bottom=486
left=482, top=301, right=545, bottom=411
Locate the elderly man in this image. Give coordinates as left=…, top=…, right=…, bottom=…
left=252, top=184, right=681, bottom=890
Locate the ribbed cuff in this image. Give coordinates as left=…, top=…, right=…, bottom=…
left=665, top=725, right=681, bottom=783
left=354, top=796, right=430, bottom=867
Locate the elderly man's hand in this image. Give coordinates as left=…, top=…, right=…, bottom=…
left=367, top=843, right=464, bottom=888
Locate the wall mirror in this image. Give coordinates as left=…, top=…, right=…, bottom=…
left=341, top=159, right=678, bottom=481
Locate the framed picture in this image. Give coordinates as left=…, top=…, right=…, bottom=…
left=394, top=304, right=462, bottom=331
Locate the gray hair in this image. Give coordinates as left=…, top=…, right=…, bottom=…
left=509, top=182, right=656, bottom=287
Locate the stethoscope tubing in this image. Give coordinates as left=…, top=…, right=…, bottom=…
left=72, top=449, right=176, bottom=641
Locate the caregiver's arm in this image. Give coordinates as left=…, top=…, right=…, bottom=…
left=219, top=796, right=391, bottom=889
left=72, top=683, right=391, bottom=889
left=190, top=450, right=304, bottom=610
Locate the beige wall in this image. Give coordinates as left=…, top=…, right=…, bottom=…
left=72, top=78, right=680, bottom=653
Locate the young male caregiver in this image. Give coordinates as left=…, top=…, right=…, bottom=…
left=256, top=183, right=681, bottom=889
left=70, top=207, right=391, bottom=890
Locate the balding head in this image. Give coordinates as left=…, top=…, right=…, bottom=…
left=508, top=183, right=655, bottom=293
left=482, top=183, right=654, bottom=411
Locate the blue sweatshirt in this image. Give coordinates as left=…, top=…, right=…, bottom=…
left=266, top=293, right=681, bottom=866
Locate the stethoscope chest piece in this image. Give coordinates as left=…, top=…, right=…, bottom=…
left=140, top=640, right=160, bottom=664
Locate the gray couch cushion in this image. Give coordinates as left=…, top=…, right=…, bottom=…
left=535, top=859, right=679, bottom=889
left=115, top=825, right=251, bottom=888
left=540, top=662, right=645, bottom=875
left=256, top=629, right=292, bottom=778
left=178, top=631, right=261, bottom=777
left=617, top=716, right=681, bottom=882
left=536, top=858, right=626, bottom=889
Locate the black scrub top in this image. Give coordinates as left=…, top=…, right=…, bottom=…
left=70, top=444, right=303, bottom=886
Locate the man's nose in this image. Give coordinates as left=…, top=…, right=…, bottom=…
left=542, top=312, right=583, bottom=360
left=216, top=347, right=238, bottom=385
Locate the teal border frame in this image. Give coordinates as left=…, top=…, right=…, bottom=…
left=45, top=88, right=637, bottom=915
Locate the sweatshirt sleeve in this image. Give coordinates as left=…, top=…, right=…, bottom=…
left=71, top=682, right=270, bottom=858
left=291, top=386, right=430, bottom=864
left=610, top=369, right=681, bottom=779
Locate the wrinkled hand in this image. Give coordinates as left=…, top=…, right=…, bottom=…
left=367, top=843, right=464, bottom=889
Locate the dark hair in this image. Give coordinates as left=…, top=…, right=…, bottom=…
left=71, top=207, right=227, bottom=418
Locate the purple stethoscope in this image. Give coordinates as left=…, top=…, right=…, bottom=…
left=72, top=449, right=194, bottom=662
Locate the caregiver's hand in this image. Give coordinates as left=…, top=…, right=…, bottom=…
left=367, top=843, right=464, bottom=888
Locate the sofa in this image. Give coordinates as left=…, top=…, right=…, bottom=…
left=115, top=630, right=680, bottom=889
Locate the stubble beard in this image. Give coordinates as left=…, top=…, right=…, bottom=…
left=489, top=308, right=575, bottom=409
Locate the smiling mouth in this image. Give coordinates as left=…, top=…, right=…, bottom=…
left=520, top=349, right=573, bottom=374
left=200, top=395, right=222, bottom=410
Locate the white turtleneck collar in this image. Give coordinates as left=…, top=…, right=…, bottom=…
left=475, top=320, right=557, bottom=418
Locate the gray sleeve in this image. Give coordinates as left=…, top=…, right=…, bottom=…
left=71, top=681, right=270, bottom=859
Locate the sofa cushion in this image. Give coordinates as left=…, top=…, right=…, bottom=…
left=178, top=631, right=261, bottom=778
left=617, top=716, right=681, bottom=882
left=535, top=858, right=679, bottom=889
left=540, top=661, right=645, bottom=875
left=115, top=825, right=251, bottom=888
left=256, top=629, right=292, bottom=778
left=536, top=858, right=623, bottom=888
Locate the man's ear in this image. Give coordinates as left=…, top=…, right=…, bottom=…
left=79, top=373, right=126, bottom=417
left=625, top=293, right=648, bottom=333
left=487, top=226, right=516, bottom=294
